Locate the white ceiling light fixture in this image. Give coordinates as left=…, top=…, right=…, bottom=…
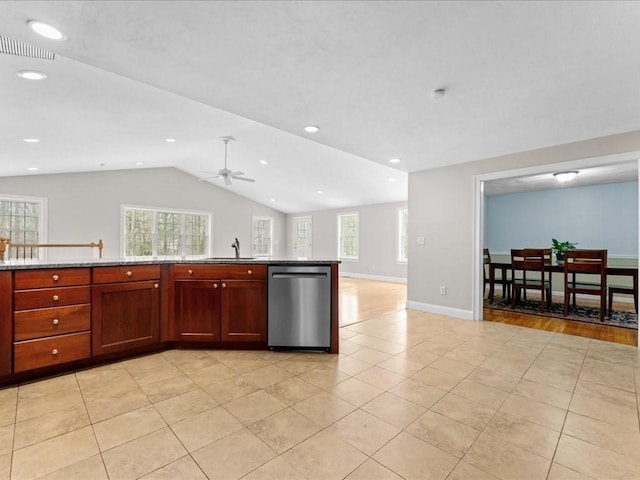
left=389, top=158, right=401, bottom=164
left=553, top=171, right=579, bottom=183
left=17, top=70, right=47, bottom=80
left=260, top=159, right=268, bottom=165
left=165, top=138, right=176, bottom=143
left=27, top=20, right=66, bottom=40
left=22, top=138, right=39, bottom=143
left=304, top=125, right=319, bottom=133
left=432, top=88, right=446, bottom=99
left=27, top=167, right=38, bottom=171
left=198, top=136, right=255, bottom=186
left=388, top=177, right=397, bottom=182
left=316, top=190, right=324, bottom=195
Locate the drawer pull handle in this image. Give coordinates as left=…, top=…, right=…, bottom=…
left=52, top=318, right=59, bottom=325
left=52, top=274, right=59, bottom=281
left=188, top=269, right=193, bottom=275
left=213, top=283, right=218, bottom=289
left=51, top=348, right=58, bottom=355
left=222, top=283, right=227, bottom=288
left=154, top=283, right=159, bottom=289
left=126, top=271, right=133, bottom=277
left=52, top=295, right=59, bottom=301
left=248, top=269, right=252, bottom=275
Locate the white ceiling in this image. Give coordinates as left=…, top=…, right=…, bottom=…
left=1, top=1, right=639, bottom=213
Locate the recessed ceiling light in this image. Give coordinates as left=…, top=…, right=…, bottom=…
left=27, top=20, right=66, bottom=40
left=553, top=171, right=579, bottom=183
left=23, top=138, right=39, bottom=143
left=304, top=125, right=320, bottom=133
left=135, top=162, right=144, bottom=166
left=260, top=160, right=268, bottom=165
left=270, top=198, right=276, bottom=202
left=388, top=177, right=397, bottom=182
left=431, top=88, right=446, bottom=99
left=389, top=158, right=401, bottom=164
left=27, top=167, right=38, bottom=171
left=17, top=70, right=47, bottom=80
left=316, top=190, right=324, bottom=195
left=165, top=138, right=176, bottom=143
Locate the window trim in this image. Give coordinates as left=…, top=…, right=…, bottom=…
left=252, top=215, right=274, bottom=258
left=337, top=212, right=359, bottom=261
left=0, top=194, right=48, bottom=259
left=397, top=208, right=408, bottom=263
left=121, top=204, right=212, bottom=258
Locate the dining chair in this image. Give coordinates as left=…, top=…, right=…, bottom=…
left=563, top=249, right=607, bottom=321
left=484, top=248, right=511, bottom=303
left=511, top=248, right=552, bottom=312
left=608, top=285, right=637, bottom=317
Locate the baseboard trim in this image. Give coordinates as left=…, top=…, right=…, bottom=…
left=340, top=272, right=407, bottom=284
left=406, top=300, right=474, bottom=321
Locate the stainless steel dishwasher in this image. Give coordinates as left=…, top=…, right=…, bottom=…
left=268, top=265, right=331, bottom=350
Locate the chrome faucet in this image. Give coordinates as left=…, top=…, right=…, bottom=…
left=231, top=238, right=240, bottom=259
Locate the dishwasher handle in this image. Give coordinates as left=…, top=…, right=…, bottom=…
left=271, top=272, right=328, bottom=279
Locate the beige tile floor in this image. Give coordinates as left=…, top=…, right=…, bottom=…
left=2, top=309, right=640, bottom=479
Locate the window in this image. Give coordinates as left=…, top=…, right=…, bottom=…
left=338, top=213, right=359, bottom=260
left=252, top=216, right=273, bottom=257
left=0, top=195, right=46, bottom=259
left=398, top=208, right=408, bottom=262
left=123, top=206, right=211, bottom=258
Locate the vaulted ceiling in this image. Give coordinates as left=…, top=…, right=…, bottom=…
left=1, top=1, right=638, bottom=212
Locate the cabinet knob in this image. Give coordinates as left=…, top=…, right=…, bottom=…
left=222, top=283, right=227, bottom=288
left=52, top=274, right=59, bottom=281
left=51, top=348, right=58, bottom=355
left=52, top=318, right=59, bottom=325
left=248, top=269, right=252, bottom=275
left=52, top=295, right=59, bottom=301
left=154, top=283, right=159, bottom=289
left=188, top=269, right=193, bottom=275
left=126, top=271, right=133, bottom=277
left=213, top=283, right=218, bottom=289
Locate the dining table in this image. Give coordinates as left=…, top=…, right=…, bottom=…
left=487, top=261, right=638, bottom=310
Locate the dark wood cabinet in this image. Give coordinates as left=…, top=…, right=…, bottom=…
left=0, top=272, right=12, bottom=376
left=174, top=280, right=221, bottom=341
left=92, top=279, right=160, bottom=356
left=221, top=280, right=266, bottom=342
left=173, top=264, right=267, bottom=343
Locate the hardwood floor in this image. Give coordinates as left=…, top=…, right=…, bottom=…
left=340, top=277, right=637, bottom=346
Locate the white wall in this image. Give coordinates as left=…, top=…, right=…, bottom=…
left=286, top=201, right=408, bottom=282
left=408, top=130, right=640, bottom=319
left=0, top=167, right=286, bottom=260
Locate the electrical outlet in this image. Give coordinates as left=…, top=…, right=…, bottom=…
left=440, top=285, right=446, bottom=295
left=417, top=236, right=425, bottom=245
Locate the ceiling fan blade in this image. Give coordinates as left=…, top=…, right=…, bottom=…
left=224, top=176, right=232, bottom=186
left=232, top=176, right=255, bottom=183
left=230, top=171, right=245, bottom=176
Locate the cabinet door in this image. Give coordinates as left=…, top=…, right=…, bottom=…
left=221, top=280, right=266, bottom=342
left=175, top=280, right=221, bottom=342
left=0, top=272, right=11, bottom=376
left=92, top=280, right=160, bottom=355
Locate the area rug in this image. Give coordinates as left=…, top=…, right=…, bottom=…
left=485, top=298, right=638, bottom=330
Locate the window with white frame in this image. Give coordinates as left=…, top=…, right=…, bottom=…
left=0, top=195, right=46, bottom=259
left=398, top=208, right=408, bottom=262
left=338, top=213, right=359, bottom=260
left=123, top=206, right=211, bottom=258
left=252, top=216, right=273, bottom=257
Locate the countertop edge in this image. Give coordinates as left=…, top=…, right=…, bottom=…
left=0, top=258, right=341, bottom=271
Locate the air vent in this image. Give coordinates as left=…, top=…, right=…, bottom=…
left=0, top=36, right=55, bottom=60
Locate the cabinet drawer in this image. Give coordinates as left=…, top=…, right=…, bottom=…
left=14, top=332, right=91, bottom=373
left=93, top=265, right=161, bottom=284
left=174, top=264, right=266, bottom=280
left=14, top=286, right=91, bottom=311
left=14, top=268, right=91, bottom=290
left=14, top=304, right=91, bottom=341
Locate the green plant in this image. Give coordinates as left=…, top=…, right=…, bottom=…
left=551, top=238, right=578, bottom=256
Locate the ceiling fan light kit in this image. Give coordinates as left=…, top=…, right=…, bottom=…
left=199, top=136, right=255, bottom=186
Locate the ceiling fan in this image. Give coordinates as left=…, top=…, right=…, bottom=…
left=199, top=136, right=255, bottom=186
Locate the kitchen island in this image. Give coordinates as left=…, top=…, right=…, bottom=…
left=0, top=258, right=339, bottom=385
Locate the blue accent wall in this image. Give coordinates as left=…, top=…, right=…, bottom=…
left=485, top=182, right=638, bottom=256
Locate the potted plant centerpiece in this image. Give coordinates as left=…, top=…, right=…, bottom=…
left=551, top=238, right=577, bottom=264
